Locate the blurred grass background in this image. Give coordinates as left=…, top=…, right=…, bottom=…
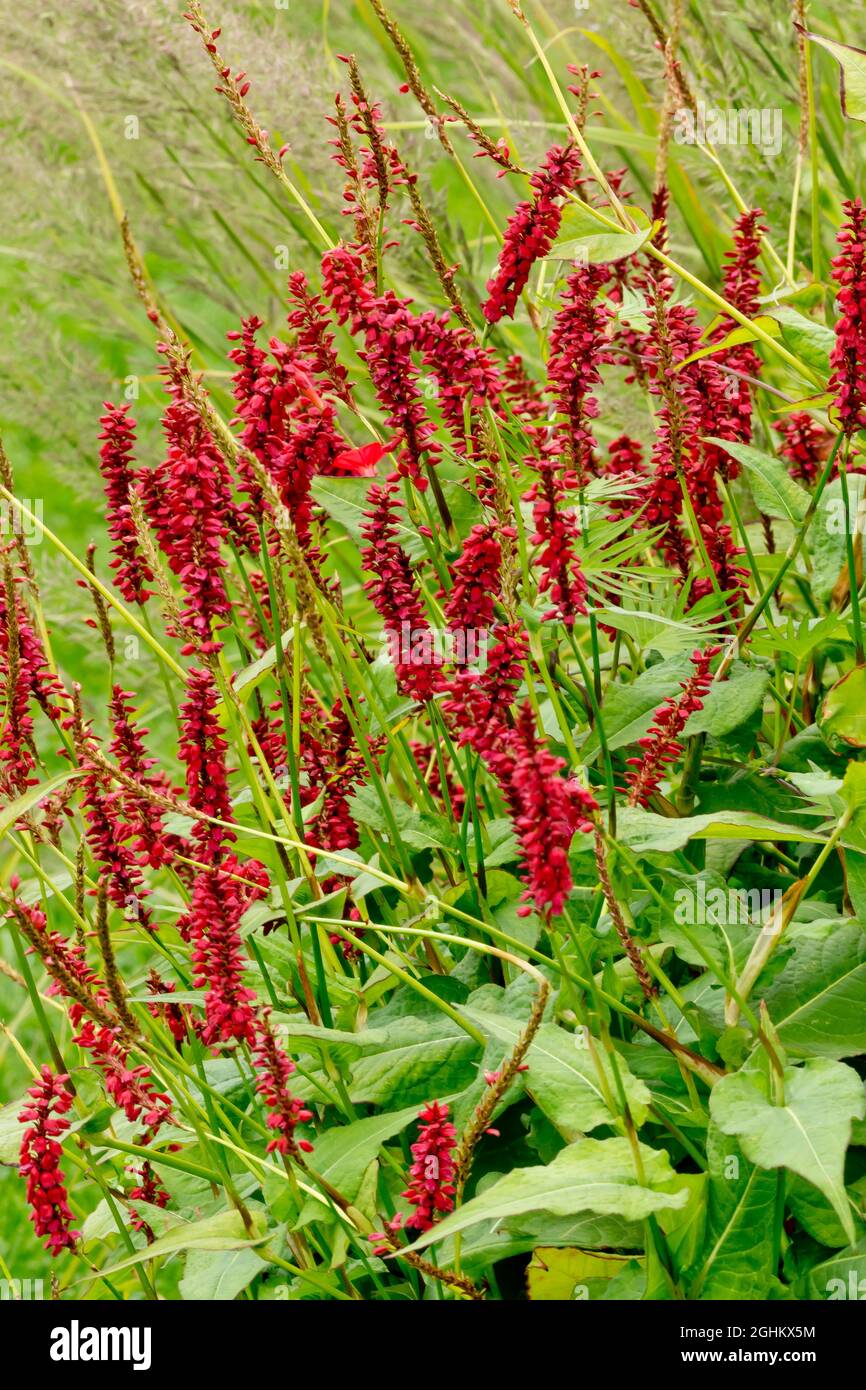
left=0, top=0, right=862, bottom=1281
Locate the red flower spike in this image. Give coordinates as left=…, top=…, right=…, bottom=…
left=188, top=855, right=269, bottom=1047
left=625, top=646, right=721, bottom=807
left=361, top=478, right=446, bottom=702
left=18, top=1067, right=79, bottom=1258
left=98, top=403, right=153, bottom=604
left=483, top=144, right=582, bottom=323
left=178, top=666, right=235, bottom=864
left=253, top=1012, right=314, bottom=1156
left=402, top=1101, right=457, bottom=1232
left=773, top=412, right=836, bottom=485
left=485, top=703, right=598, bottom=918
left=830, top=199, right=866, bottom=436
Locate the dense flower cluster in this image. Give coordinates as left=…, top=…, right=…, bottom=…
left=830, top=199, right=866, bottom=436
left=323, top=246, right=440, bottom=489
left=401, top=1101, right=457, bottom=1231
left=443, top=523, right=502, bottom=635
left=253, top=1013, right=314, bottom=1156
left=361, top=478, right=445, bottom=700
left=626, top=646, right=721, bottom=807
left=10, top=21, right=860, bottom=1295
left=546, top=264, right=613, bottom=482
left=18, top=1067, right=78, bottom=1257
left=178, top=666, right=235, bottom=862
left=486, top=703, right=599, bottom=917
left=97, top=404, right=153, bottom=604
left=483, top=144, right=581, bottom=323
left=0, top=561, right=65, bottom=797
left=109, top=686, right=187, bottom=872
left=188, top=855, right=269, bottom=1045
left=525, top=438, right=589, bottom=626
left=774, top=412, right=833, bottom=484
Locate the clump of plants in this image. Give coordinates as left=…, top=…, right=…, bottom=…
left=4, top=0, right=866, bottom=1302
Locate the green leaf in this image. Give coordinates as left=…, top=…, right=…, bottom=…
left=407, top=1138, right=689, bottom=1252
left=345, top=1016, right=480, bottom=1106
left=432, top=1219, right=626, bottom=1279
left=272, top=1015, right=390, bottom=1060
left=800, top=1236, right=866, bottom=1299
left=501, top=1209, right=643, bottom=1253
left=463, top=1007, right=651, bottom=1137
left=762, top=923, right=866, bottom=1059
left=0, top=1096, right=26, bottom=1165
left=179, top=1246, right=264, bottom=1301
left=348, top=783, right=458, bottom=852
left=813, top=476, right=866, bottom=604
left=581, top=655, right=692, bottom=761
left=820, top=668, right=866, bottom=750
left=311, top=476, right=480, bottom=560
left=592, top=806, right=825, bottom=856
left=676, top=317, right=781, bottom=370
left=310, top=476, right=383, bottom=545
left=682, top=666, right=769, bottom=739
left=710, top=1058, right=865, bottom=1243
left=231, top=626, right=295, bottom=700
left=591, top=607, right=718, bottom=659
left=769, top=306, right=836, bottom=377
left=704, top=438, right=809, bottom=525
left=296, top=1104, right=422, bottom=1218
left=687, top=1127, right=776, bottom=1299
left=527, top=1247, right=640, bottom=1300
left=79, top=1209, right=270, bottom=1283
left=550, top=204, right=653, bottom=264
left=0, top=770, right=83, bottom=842
left=803, top=30, right=866, bottom=123
left=787, top=1173, right=864, bottom=1249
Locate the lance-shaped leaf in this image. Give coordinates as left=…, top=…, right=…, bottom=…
left=462, top=1006, right=651, bottom=1137
left=295, top=1103, right=426, bottom=1227
left=762, top=923, right=866, bottom=1060
left=687, top=1127, right=776, bottom=1299
left=406, top=1137, right=689, bottom=1253
left=549, top=204, right=653, bottom=264
left=710, top=1059, right=865, bottom=1243
left=78, top=1209, right=269, bottom=1283
left=704, top=438, right=810, bottom=525
left=800, top=28, right=866, bottom=122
